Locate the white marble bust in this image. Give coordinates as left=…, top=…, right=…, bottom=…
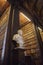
left=13, top=30, right=24, bottom=49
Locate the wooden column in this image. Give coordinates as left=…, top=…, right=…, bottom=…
left=12, top=6, right=20, bottom=65
left=12, top=7, right=20, bottom=35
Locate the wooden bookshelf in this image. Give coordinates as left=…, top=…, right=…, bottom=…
left=20, top=21, right=41, bottom=65
left=0, top=6, right=10, bottom=59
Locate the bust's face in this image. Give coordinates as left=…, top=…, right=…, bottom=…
left=18, top=30, right=23, bottom=35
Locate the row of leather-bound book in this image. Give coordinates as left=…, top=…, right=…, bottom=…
left=0, top=7, right=10, bottom=59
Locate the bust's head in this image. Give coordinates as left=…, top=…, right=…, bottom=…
left=18, top=30, right=23, bottom=35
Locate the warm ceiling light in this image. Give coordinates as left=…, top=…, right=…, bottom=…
left=20, top=12, right=31, bottom=21
left=38, top=27, right=42, bottom=31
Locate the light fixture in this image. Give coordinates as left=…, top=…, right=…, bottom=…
left=38, top=27, right=42, bottom=31
left=20, top=12, right=31, bottom=21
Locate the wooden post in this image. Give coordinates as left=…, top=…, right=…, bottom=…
left=11, top=6, right=20, bottom=65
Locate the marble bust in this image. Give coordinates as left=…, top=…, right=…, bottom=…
left=13, top=30, right=24, bottom=49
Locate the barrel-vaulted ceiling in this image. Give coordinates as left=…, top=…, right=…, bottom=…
left=0, top=0, right=43, bottom=29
